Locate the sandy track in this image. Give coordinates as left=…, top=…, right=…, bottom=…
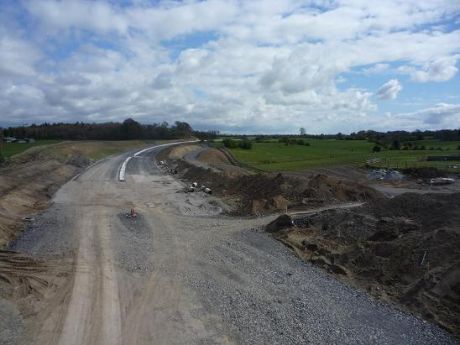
left=6, top=143, right=458, bottom=345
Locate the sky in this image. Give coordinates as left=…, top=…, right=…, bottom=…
left=0, top=0, right=459, bottom=134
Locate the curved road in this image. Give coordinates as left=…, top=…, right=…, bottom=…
left=12, top=143, right=457, bottom=345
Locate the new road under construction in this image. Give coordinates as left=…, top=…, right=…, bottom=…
left=0, top=141, right=459, bottom=345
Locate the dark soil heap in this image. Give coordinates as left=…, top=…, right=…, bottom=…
left=170, top=159, right=382, bottom=215
left=275, top=192, right=460, bottom=338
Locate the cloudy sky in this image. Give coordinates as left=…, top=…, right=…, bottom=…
left=1, top=0, right=459, bottom=134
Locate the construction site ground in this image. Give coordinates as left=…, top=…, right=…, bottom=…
left=0, top=142, right=458, bottom=344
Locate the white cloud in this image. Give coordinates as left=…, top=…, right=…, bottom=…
left=399, top=57, right=459, bottom=82
left=422, top=103, right=460, bottom=124
left=0, top=0, right=459, bottom=133
left=0, top=33, right=41, bottom=77
left=25, top=0, right=128, bottom=34
left=362, top=63, right=389, bottom=75
left=377, top=79, right=402, bottom=100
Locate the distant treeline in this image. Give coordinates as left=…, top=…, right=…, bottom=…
left=346, top=129, right=460, bottom=144
left=220, top=129, right=460, bottom=143
left=1, top=118, right=218, bottom=141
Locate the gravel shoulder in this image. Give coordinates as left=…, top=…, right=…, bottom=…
left=1, top=143, right=457, bottom=344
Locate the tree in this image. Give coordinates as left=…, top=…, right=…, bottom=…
left=239, top=139, right=252, bottom=150
left=299, top=127, right=306, bottom=136
left=390, top=139, right=401, bottom=150
left=120, top=118, right=143, bottom=139
left=223, top=138, right=238, bottom=148
left=174, top=121, right=193, bottom=138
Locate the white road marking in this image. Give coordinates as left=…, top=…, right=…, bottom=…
left=119, top=140, right=199, bottom=182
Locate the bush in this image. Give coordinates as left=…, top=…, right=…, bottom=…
left=372, top=145, right=382, bottom=153
left=223, top=138, right=252, bottom=149
left=239, top=139, right=252, bottom=150
left=223, top=138, right=239, bottom=149
left=278, top=137, right=310, bottom=146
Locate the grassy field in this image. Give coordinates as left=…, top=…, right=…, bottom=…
left=227, top=139, right=460, bottom=172
left=1, top=140, right=62, bottom=158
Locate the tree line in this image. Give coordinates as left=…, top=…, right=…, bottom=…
left=1, top=119, right=218, bottom=141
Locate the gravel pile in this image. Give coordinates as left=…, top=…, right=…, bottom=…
left=183, top=224, right=458, bottom=344
left=113, top=212, right=155, bottom=273
left=9, top=203, right=77, bottom=257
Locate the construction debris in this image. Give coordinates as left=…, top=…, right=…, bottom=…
left=126, top=208, right=137, bottom=218
left=367, top=169, right=404, bottom=181
left=429, top=177, right=455, bottom=185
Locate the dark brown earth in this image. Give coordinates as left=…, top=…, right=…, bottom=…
left=161, top=151, right=383, bottom=215
left=272, top=192, right=460, bottom=338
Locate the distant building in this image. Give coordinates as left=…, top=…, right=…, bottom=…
left=2, top=137, right=36, bottom=144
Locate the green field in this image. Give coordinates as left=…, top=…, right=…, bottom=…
left=227, top=139, right=460, bottom=172
left=1, top=140, right=62, bottom=158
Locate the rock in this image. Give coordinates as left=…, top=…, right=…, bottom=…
left=265, top=214, right=294, bottom=233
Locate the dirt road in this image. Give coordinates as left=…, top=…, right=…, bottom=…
left=6, top=143, right=457, bottom=344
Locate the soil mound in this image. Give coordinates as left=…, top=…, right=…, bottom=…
left=303, top=174, right=383, bottom=203
left=166, top=144, right=200, bottom=159
left=275, top=192, right=460, bottom=337
left=197, top=148, right=231, bottom=165
left=168, top=158, right=382, bottom=215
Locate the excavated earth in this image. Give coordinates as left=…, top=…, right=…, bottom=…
left=274, top=192, right=460, bottom=338
left=161, top=148, right=384, bottom=216
left=0, top=142, right=458, bottom=344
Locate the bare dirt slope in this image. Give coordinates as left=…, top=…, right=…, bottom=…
left=0, top=141, right=152, bottom=248
left=0, top=144, right=85, bottom=247
left=0, top=143, right=456, bottom=344
left=161, top=144, right=249, bottom=176
left=171, top=158, right=383, bottom=215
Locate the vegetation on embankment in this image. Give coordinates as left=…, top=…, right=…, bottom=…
left=1, top=140, right=62, bottom=158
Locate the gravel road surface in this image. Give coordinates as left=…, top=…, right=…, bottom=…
left=6, top=143, right=458, bottom=345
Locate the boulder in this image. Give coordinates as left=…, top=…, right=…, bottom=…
left=265, top=214, right=294, bottom=233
